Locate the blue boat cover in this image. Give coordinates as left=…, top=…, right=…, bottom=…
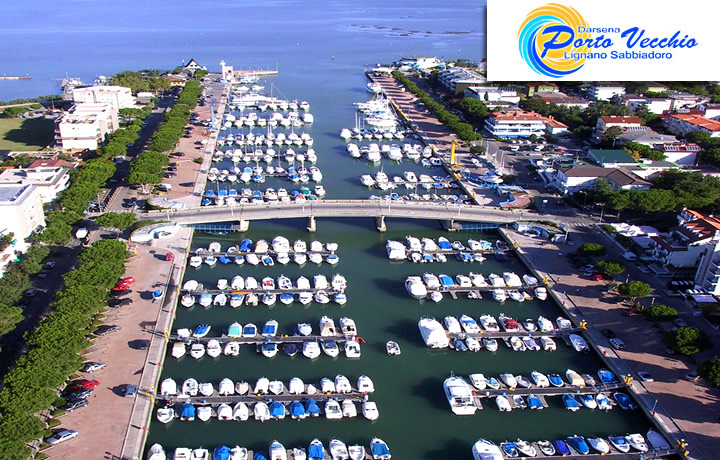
left=438, top=240, right=451, bottom=250
left=599, top=369, right=616, bottom=383
left=213, top=446, right=231, bottom=460
left=262, top=324, right=276, bottom=335
left=305, top=398, right=320, bottom=415
left=562, top=394, right=579, bottom=409
left=269, top=401, right=285, bottom=417
left=614, top=392, right=636, bottom=409
left=371, top=441, right=391, bottom=456
left=153, top=290, right=163, bottom=298
left=440, top=275, right=454, bottom=286
left=219, top=256, right=231, bottom=264
left=240, top=240, right=253, bottom=251
left=452, top=338, right=468, bottom=351
left=553, top=440, right=570, bottom=456
left=528, top=395, right=543, bottom=409
left=180, top=403, right=195, bottom=418
left=200, top=293, right=212, bottom=302
left=206, top=190, right=216, bottom=197
left=308, top=442, right=325, bottom=459
left=502, top=442, right=517, bottom=456
left=290, top=401, right=305, bottom=418
left=548, top=374, right=563, bottom=386
left=566, top=436, right=589, bottom=454
left=281, top=293, right=294, bottom=302
left=218, top=189, right=228, bottom=196
left=253, top=452, right=267, bottom=460
left=228, top=189, right=238, bottom=196
left=201, top=199, right=212, bottom=206
left=243, top=167, right=252, bottom=174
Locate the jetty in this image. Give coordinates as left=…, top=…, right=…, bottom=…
left=183, top=287, right=344, bottom=296
left=475, top=381, right=627, bottom=400
left=169, top=333, right=354, bottom=345
left=164, top=389, right=369, bottom=406
left=447, top=326, right=584, bottom=340
left=0, top=76, right=31, bottom=80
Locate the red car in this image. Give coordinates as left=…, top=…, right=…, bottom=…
left=112, top=284, right=130, bottom=291
left=68, top=379, right=99, bottom=391
left=121, top=277, right=136, bottom=284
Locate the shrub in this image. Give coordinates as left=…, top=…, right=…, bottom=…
left=698, top=358, right=720, bottom=385
left=595, top=259, right=626, bottom=276
left=618, top=280, right=651, bottom=301
left=643, top=304, right=678, bottom=321
left=663, top=327, right=711, bottom=356
left=577, top=243, right=606, bottom=257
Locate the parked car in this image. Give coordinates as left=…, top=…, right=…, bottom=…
left=109, top=298, right=133, bottom=308
left=608, top=338, right=625, bottom=350
left=637, top=371, right=654, bottom=382
left=67, top=389, right=93, bottom=400
left=112, top=284, right=131, bottom=291
left=94, top=325, right=120, bottom=336
left=131, top=339, right=151, bottom=350
left=673, top=318, right=689, bottom=328
left=171, top=152, right=185, bottom=157
left=164, top=172, right=177, bottom=178
left=46, top=429, right=79, bottom=445
left=636, top=265, right=651, bottom=274
left=24, top=288, right=39, bottom=297
left=110, top=289, right=132, bottom=297
left=82, top=362, right=106, bottom=373
left=44, top=261, right=56, bottom=269
left=123, top=384, right=138, bottom=398
left=62, top=399, right=89, bottom=412
left=68, top=379, right=99, bottom=391
left=602, top=329, right=617, bottom=339
left=685, top=371, right=700, bottom=382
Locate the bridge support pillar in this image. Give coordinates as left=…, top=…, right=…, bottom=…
left=307, top=216, right=317, bottom=233
left=237, top=220, right=250, bottom=232
left=375, top=216, right=387, bottom=233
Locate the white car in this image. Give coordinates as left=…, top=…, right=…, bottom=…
left=637, top=371, right=654, bottom=382
left=46, top=430, right=78, bottom=445
left=636, top=265, right=650, bottom=274
left=608, top=338, right=625, bottom=350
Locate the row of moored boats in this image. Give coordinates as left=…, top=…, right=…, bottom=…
left=406, top=273, right=547, bottom=303
left=202, top=186, right=326, bottom=206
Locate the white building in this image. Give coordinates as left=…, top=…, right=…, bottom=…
left=0, top=167, right=70, bottom=203
left=484, top=111, right=547, bottom=138
left=396, top=56, right=445, bottom=70
left=549, top=166, right=651, bottom=195
left=464, top=86, right=520, bottom=105
left=437, top=68, right=487, bottom=95
left=654, top=142, right=701, bottom=166
left=588, top=83, right=626, bottom=101
left=72, top=85, right=135, bottom=110
left=700, top=103, right=720, bottom=119
left=0, top=184, right=46, bottom=274
left=664, top=113, right=720, bottom=138
left=55, top=103, right=119, bottom=151
left=624, top=97, right=672, bottom=114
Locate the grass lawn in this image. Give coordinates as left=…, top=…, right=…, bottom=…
left=0, top=117, right=54, bottom=152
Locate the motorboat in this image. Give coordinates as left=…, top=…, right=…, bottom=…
left=647, top=429, right=671, bottom=450
left=262, top=320, right=278, bottom=337
left=260, top=342, right=278, bottom=358
left=297, top=322, right=313, bottom=336
left=235, top=381, right=249, bottom=395
left=540, top=336, right=556, bottom=351
left=328, top=439, right=349, bottom=460
left=496, top=395, right=512, bottom=412
left=587, top=437, right=610, bottom=454
left=536, top=441, right=555, bottom=456
left=303, top=341, right=321, bottom=359
left=418, top=317, right=450, bottom=348
left=515, top=440, right=536, bottom=457
left=315, top=290, right=330, bottom=304
left=429, top=291, right=443, bottom=302
left=362, top=401, right=379, bottom=420
left=565, top=369, right=585, bottom=386
left=534, top=287, right=548, bottom=300
left=578, top=394, right=597, bottom=409
left=609, top=436, right=631, bottom=453
left=488, top=273, right=506, bottom=288
left=242, top=323, right=258, bottom=337
left=486, top=377, right=501, bottom=390
left=178, top=403, right=195, bottom=422
left=569, top=334, right=588, bottom=352
left=492, top=289, right=506, bottom=302
left=269, top=441, right=287, bottom=460
left=369, top=438, right=390, bottom=459
left=498, top=314, right=520, bottom=332
left=331, top=274, right=347, bottom=291
left=217, top=278, right=228, bottom=290
left=537, top=316, right=554, bottom=331
left=502, top=272, right=522, bottom=287
left=268, top=379, right=285, bottom=394
left=206, top=340, right=221, bottom=358
left=348, top=444, right=365, bottom=460
left=444, top=375, right=477, bottom=415
left=581, top=374, right=597, bottom=386
left=277, top=275, right=293, bottom=290
left=614, top=392, right=638, bottom=410
left=254, top=377, right=270, bottom=394
left=199, top=382, right=214, bottom=397
left=320, top=316, right=337, bottom=336
left=181, top=295, right=195, bottom=307
left=531, top=371, right=550, bottom=388
left=500, top=441, right=518, bottom=457
left=566, top=435, right=590, bottom=455
left=515, top=375, right=532, bottom=388
left=193, top=324, right=211, bottom=338
left=308, top=439, right=325, bottom=460
left=451, top=337, right=468, bottom=352
left=522, top=336, right=540, bottom=351
left=548, top=374, right=564, bottom=387
left=231, top=446, right=249, bottom=460
left=334, top=292, right=347, bottom=305
left=339, top=317, right=357, bottom=336
left=507, top=290, right=524, bottom=302
left=405, top=276, right=428, bottom=299
left=522, top=274, right=539, bottom=286
left=469, top=272, right=488, bottom=287
left=191, top=448, right=210, bottom=460
left=469, top=374, right=487, bottom=391
left=563, top=394, right=581, bottom=411
left=217, top=404, right=233, bottom=421
left=189, top=343, right=205, bottom=359
left=269, top=401, right=286, bottom=420
left=527, top=394, right=543, bottom=410
left=344, top=339, right=361, bottom=358
left=443, top=316, right=462, bottom=334
left=172, top=342, right=186, bottom=359
left=196, top=406, right=212, bottom=422
left=321, top=340, right=340, bottom=357
left=556, top=317, right=573, bottom=329
left=459, top=315, right=481, bottom=334
left=227, top=322, right=242, bottom=338
left=288, top=377, right=304, bottom=395
left=324, top=399, right=343, bottom=419
left=500, top=373, right=518, bottom=389
left=598, top=368, right=617, bottom=384
left=229, top=294, right=244, bottom=308
left=289, top=401, right=307, bottom=421
left=254, top=402, right=270, bottom=421
left=160, top=378, right=177, bottom=396
left=156, top=407, right=175, bottom=424
left=522, top=318, right=537, bottom=332
left=482, top=338, right=498, bottom=352
left=213, top=293, right=227, bottom=306
left=465, top=336, right=481, bottom=352
left=471, top=439, right=503, bottom=460
left=386, top=341, right=401, bottom=355
left=596, top=393, right=613, bottom=411
left=479, top=315, right=500, bottom=332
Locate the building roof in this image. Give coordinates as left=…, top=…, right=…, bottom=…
left=656, top=142, right=702, bottom=153
left=28, top=159, right=77, bottom=169
left=667, top=113, right=720, bottom=132
left=0, top=184, right=31, bottom=204
left=545, top=118, right=568, bottom=128
left=559, top=166, right=650, bottom=187
left=600, top=115, right=643, bottom=125
left=491, top=110, right=546, bottom=122
left=588, top=149, right=637, bottom=165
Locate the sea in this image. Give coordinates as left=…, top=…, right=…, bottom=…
left=2, top=2, right=654, bottom=457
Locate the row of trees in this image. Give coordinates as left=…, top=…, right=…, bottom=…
left=2, top=104, right=42, bottom=118
left=0, top=240, right=130, bottom=459
left=391, top=71, right=481, bottom=142
left=96, top=106, right=153, bottom=159
left=0, top=246, right=51, bottom=338
left=109, top=70, right=171, bottom=94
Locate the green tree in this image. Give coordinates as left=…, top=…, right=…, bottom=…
left=577, top=243, right=606, bottom=257
left=0, top=268, right=31, bottom=306
left=18, top=245, right=50, bottom=275
left=602, top=126, right=623, bottom=146
left=96, top=212, right=137, bottom=229
left=698, top=359, right=720, bottom=385
left=663, top=327, right=711, bottom=355
left=595, top=259, right=626, bottom=276
left=194, top=69, right=209, bottom=78
left=618, top=280, right=651, bottom=302
left=0, top=303, right=23, bottom=336
left=644, top=304, right=679, bottom=321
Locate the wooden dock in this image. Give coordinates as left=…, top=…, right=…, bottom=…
left=170, top=333, right=353, bottom=344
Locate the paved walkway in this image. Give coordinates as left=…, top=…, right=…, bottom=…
left=503, top=227, right=717, bottom=459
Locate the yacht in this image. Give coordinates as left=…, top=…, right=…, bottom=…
left=472, top=439, right=503, bottom=460
left=502, top=272, right=522, bottom=287
left=443, top=316, right=462, bottom=334
left=479, top=315, right=500, bottom=332
left=340, top=317, right=357, bottom=336
left=418, top=317, right=450, bottom=348
left=469, top=272, right=488, bottom=287
left=443, top=375, right=477, bottom=415
left=487, top=273, right=506, bottom=288
left=459, top=314, right=481, bottom=334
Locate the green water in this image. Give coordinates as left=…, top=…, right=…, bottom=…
left=145, top=218, right=651, bottom=458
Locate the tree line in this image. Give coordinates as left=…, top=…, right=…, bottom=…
left=0, top=240, right=130, bottom=459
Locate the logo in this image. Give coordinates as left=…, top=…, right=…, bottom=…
left=518, top=3, right=590, bottom=78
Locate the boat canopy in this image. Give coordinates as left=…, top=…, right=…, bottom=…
left=180, top=403, right=195, bottom=418
left=269, top=401, right=285, bottom=417
left=308, top=444, right=325, bottom=459
left=371, top=442, right=391, bottom=457
left=254, top=453, right=268, bottom=460
left=305, top=398, right=320, bottom=416
left=438, top=240, right=451, bottom=250
left=240, top=240, right=253, bottom=251
left=213, top=446, right=231, bottom=460
left=290, top=401, right=306, bottom=418
left=440, top=275, right=454, bottom=286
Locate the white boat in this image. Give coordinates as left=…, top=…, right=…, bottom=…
left=288, top=377, right=304, bottom=395
left=362, top=401, right=379, bottom=420
left=386, top=341, right=401, bottom=355
left=492, top=289, right=507, bottom=302
left=324, top=399, right=343, bottom=420
left=339, top=317, right=357, bottom=336
left=534, top=287, right=548, bottom=300
left=422, top=273, right=440, bottom=289
left=160, top=378, right=177, bottom=396
left=329, top=439, right=349, bottom=460
left=488, top=273, right=506, bottom=288
left=566, top=369, right=585, bottom=386
left=206, top=340, right=221, bottom=358
left=429, top=291, right=443, bottom=302
left=342, top=399, right=358, bottom=418
left=522, top=274, right=539, bottom=286
left=254, top=377, right=269, bottom=394
left=319, top=316, right=337, bottom=336
left=608, top=436, right=631, bottom=453
left=181, top=295, right=195, bottom=307
left=172, top=342, right=186, bottom=359
left=321, top=340, right=340, bottom=357
left=482, top=338, right=499, bottom=352
left=469, top=272, right=488, bottom=287
left=465, top=336, right=481, bottom=352
left=531, top=371, right=550, bottom=388
left=344, top=339, right=361, bottom=358
left=540, top=336, right=557, bottom=351
left=217, top=278, right=228, bottom=290
left=626, top=433, right=649, bottom=452
left=472, top=439, right=503, bottom=460
left=443, top=375, right=477, bottom=415
left=495, top=395, right=512, bottom=412
left=537, top=316, right=554, bottom=331
left=214, top=293, right=227, bottom=306
left=270, top=441, right=287, bottom=460
left=254, top=402, right=270, bottom=421
left=588, top=437, right=611, bottom=454
left=348, top=445, right=365, bottom=460
left=156, top=407, right=175, bottom=424
left=443, top=316, right=462, bottom=334
left=231, top=276, right=245, bottom=290
left=418, top=317, right=450, bottom=348
left=596, top=393, right=613, bottom=411
left=500, top=373, right=518, bottom=389
left=197, top=406, right=212, bottom=422
left=232, top=402, right=249, bottom=421
left=217, top=403, right=233, bottom=421
left=182, top=378, right=198, bottom=396
left=569, top=333, right=589, bottom=352
left=556, top=317, right=573, bottom=329
left=331, top=274, right=347, bottom=291
left=189, top=256, right=203, bottom=268
left=303, top=341, right=321, bottom=359
left=218, top=378, right=234, bottom=396
left=189, top=343, right=205, bottom=359
left=507, top=290, right=524, bottom=302
left=502, top=272, right=522, bottom=287
left=199, top=382, right=214, bottom=397
left=405, top=276, right=428, bottom=299
left=479, top=315, right=500, bottom=332
left=314, top=274, right=329, bottom=289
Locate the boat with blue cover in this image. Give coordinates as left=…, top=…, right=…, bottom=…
left=213, top=446, right=231, bottom=460
left=308, top=439, right=325, bottom=459
left=228, top=322, right=242, bottom=338
left=262, top=320, right=278, bottom=337
left=552, top=440, right=570, bottom=456
left=566, top=435, right=590, bottom=454
left=240, top=240, right=253, bottom=252
left=179, top=403, right=195, bottom=421
left=527, top=395, right=543, bottom=410
left=598, top=368, right=616, bottom=384
left=500, top=441, right=518, bottom=457
left=283, top=343, right=298, bottom=357
left=437, top=237, right=452, bottom=250
left=219, top=256, right=232, bottom=264
left=439, top=274, right=455, bottom=288
left=614, top=392, right=638, bottom=410
left=486, top=377, right=500, bottom=390
left=563, top=394, right=580, bottom=411
left=192, top=324, right=211, bottom=338
left=451, top=337, right=468, bottom=352
left=269, top=401, right=285, bottom=419
left=548, top=374, right=564, bottom=387
left=608, top=435, right=630, bottom=453
left=305, top=399, right=320, bottom=417
left=370, top=438, right=391, bottom=459
left=199, top=293, right=212, bottom=308
left=242, top=323, right=258, bottom=337
left=290, top=401, right=306, bottom=420
left=254, top=453, right=267, bottom=460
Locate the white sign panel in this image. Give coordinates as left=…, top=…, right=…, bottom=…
left=487, top=0, right=720, bottom=81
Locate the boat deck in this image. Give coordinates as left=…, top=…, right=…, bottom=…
left=171, top=333, right=354, bottom=344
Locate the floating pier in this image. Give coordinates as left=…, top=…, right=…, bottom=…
left=165, top=389, right=369, bottom=406
left=447, top=326, right=583, bottom=340
left=169, top=333, right=353, bottom=345
left=476, top=381, right=627, bottom=399
left=183, top=288, right=344, bottom=296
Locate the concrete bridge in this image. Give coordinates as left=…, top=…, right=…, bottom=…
left=138, top=200, right=589, bottom=232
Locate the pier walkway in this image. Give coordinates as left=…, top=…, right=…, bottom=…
left=476, top=381, right=627, bottom=399
left=169, top=333, right=353, bottom=344
left=164, top=390, right=368, bottom=406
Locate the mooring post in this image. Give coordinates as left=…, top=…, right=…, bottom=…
left=307, top=216, right=317, bottom=233
left=376, top=216, right=387, bottom=232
